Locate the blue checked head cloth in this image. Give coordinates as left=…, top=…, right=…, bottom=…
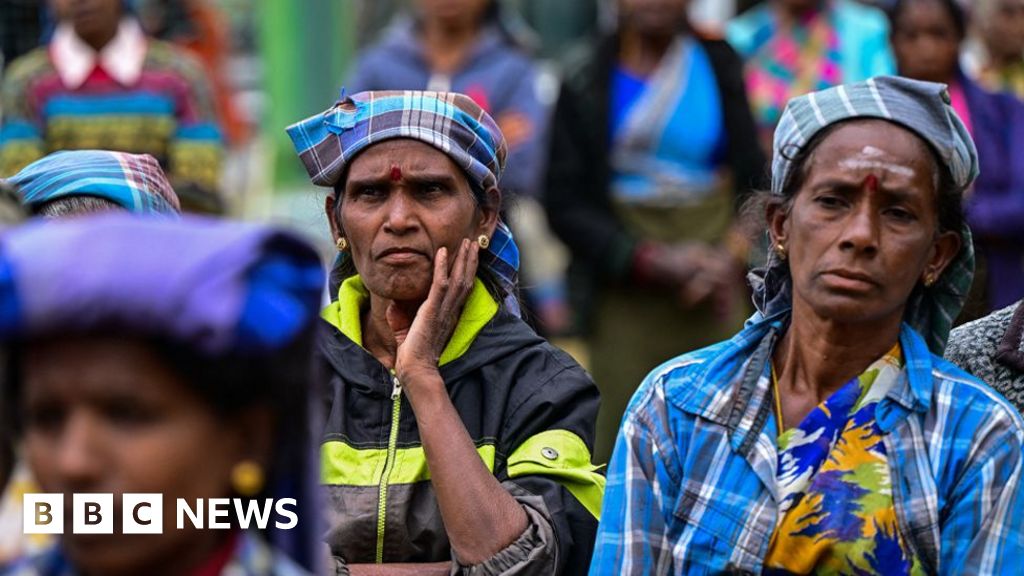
left=752, top=76, right=979, bottom=353
left=286, top=90, right=520, bottom=298
left=7, top=150, right=181, bottom=216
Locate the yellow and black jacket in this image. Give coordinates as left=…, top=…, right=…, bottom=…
left=318, top=277, right=603, bottom=574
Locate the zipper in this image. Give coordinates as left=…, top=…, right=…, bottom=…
left=375, top=369, right=403, bottom=563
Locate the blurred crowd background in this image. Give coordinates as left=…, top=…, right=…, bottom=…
left=2, top=0, right=1023, bottom=463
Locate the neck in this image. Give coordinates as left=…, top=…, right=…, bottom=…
left=618, top=27, right=678, bottom=77
left=76, top=20, right=120, bottom=52
left=420, top=17, right=480, bottom=73
left=773, top=298, right=903, bottom=403
left=363, top=293, right=423, bottom=369
left=776, top=1, right=822, bottom=23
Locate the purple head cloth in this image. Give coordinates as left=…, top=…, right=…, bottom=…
left=0, top=214, right=324, bottom=355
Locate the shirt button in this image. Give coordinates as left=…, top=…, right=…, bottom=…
left=541, top=447, right=559, bottom=461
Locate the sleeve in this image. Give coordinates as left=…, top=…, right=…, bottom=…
left=463, top=355, right=602, bottom=575
left=938, top=407, right=1024, bottom=575
left=543, top=75, right=636, bottom=282
left=0, top=58, right=46, bottom=177
left=490, top=60, right=552, bottom=199
left=589, top=379, right=680, bottom=576
left=168, top=48, right=225, bottom=214
left=965, top=96, right=1024, bottom=239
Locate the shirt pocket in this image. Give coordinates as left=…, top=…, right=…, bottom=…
left=671, top=487, right=755, bottom=574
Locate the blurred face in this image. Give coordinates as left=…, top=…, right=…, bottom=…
left=328, top=139, right=498, bottom=303
left=983, top=0, right=1024, bottom=60
left=892, top=0, right=962, bottom=83
left=51, top=0, right=122, bottom=47
left=770, top=120, right=960, bottom=327
left=22, top=337, right=249, bottom=576
left=416, top=0, right=491, bottom=28
left=618, top=0, right=690, bottom=39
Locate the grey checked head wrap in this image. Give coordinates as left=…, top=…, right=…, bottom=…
left=751, top=76, right=979, bottom=353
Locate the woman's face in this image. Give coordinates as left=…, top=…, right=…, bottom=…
left=892, top=0, right=962, bottom=83
left=328, top=139, right=498, bottom=303
left=983, top=0, right=1024, bottom=60
left=770, top=120, right=960, bottom=327
left=618, top=0, right=690, bottom=39
left=22, top=337, right=253, bottom=576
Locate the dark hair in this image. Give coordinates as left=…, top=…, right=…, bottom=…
left=328, top=171, right=511, bottom=305
left=35, top=195, right=124, bottom=218
left=888, top=0, right=968, bottom=40
left=741, top=119, right=965, bottom=240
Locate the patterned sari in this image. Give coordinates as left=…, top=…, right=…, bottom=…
left=764, top=345, right=925, bottom=575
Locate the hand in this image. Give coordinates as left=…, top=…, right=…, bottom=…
left=682, top=246, right=744, bottom=318
left=388, top=239, right=479, bottom=388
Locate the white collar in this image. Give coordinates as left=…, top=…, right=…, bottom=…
left=50, top=17, right=148, bottom=89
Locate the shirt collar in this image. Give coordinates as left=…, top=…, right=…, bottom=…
left=50, top=17, right=148, bottom=89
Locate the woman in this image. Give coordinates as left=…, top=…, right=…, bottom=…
left=8, top=150, right=181, bottom=217
left=0, top=215, right=324, bottom=576
left=287, top=90, right=602, bottom=575
left=545, top=0, right=765, bottom=463
left=969, top=0, right=1024, bottom=99
left=592, top=76, right=1024, bottom=574
left=889, top=0, right=1024, bottom=316
left=727, top=0, right=895, bottom=150
left=346, top=0, right=568, bottom=332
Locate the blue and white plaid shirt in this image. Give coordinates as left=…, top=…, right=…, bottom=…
left=591, top=312, right=1024, bottom=575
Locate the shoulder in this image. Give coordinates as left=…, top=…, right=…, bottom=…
left=929, top=353, right=1024, bottom=446
left=945, top=303, right=1018, bottom=373
left=2, top=48, right=54, bottom=89
left=834, top=0, right=891, bottom=33
left=144, top=40, right=210, bottom=83
left=725, top=4, right=772, bottom=56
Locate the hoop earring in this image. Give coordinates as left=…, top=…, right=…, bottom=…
left=477, top=235, right=490, bottom=249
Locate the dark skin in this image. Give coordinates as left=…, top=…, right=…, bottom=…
left=415, top=0, right=491, bottom=75
left=891, top=0, right=962, bottom=85
left=324, top=139, right=528, bottom=575
left=616, top=0, right=744, bottom=316
left=52, top=0, right=123, bottom=52
left=21, top=337, right=274, bottom=576
left=981, top=0, right=1024, bottom=66
left=767, top=120, right=960, bottom=430
left=774, top=0, right=824, bottom=19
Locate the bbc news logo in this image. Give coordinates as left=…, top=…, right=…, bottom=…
left=24, top=494, right=298, bottom=534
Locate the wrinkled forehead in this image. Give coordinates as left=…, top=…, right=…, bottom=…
left=343, top=139, right=472, bottom=185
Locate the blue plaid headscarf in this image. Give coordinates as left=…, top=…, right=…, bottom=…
left=752, top=76, right=979, bottom=353
left=8, top=150, right=181, bottom=216
left=286, top=90, right=520, bottom=298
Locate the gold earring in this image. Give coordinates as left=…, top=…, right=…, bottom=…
left=477, top=235, right=490, bottom=249
left=336, top=237, right=348, bottom=252
left=775, top=243, right=787, bottom=261
left=231, top=461, right=265, bottom=497
left=923, top=273, right=936, bottom=287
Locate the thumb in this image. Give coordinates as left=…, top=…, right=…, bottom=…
left=386, top=302, right=414, bottom=347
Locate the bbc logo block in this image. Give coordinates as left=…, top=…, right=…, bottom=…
left=24, top=493, right=162, bottom=535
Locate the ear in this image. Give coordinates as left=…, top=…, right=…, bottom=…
left=766, top=199, right=790, bottom=248
left=325, top=194, right=344, bottom=243
left=475, top=187, right=501, bottom=238
left=922, top=229, right=962, bottom=285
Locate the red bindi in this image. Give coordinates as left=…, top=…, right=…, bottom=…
left=390, top=165, right=402, bottom=182
left=863, top=174, right=879, bottom=192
